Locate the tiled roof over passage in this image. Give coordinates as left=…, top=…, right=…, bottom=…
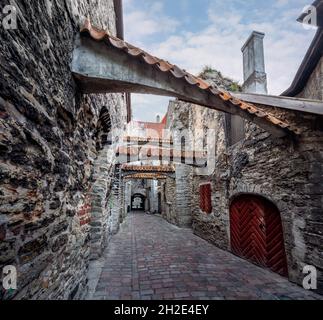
left=80, top=20, right=297, bottom=135
left=123, top=137, right=173, bottom=145
left=122, top=165, right=175, bottom=173
left=116, top=146, right=207, bottom=162
left=124, top=173, right=168, bottom=180
left=132, top=121, right=166, bottom=136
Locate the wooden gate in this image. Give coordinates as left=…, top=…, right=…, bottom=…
left=230, top=195, right=288, bottom=277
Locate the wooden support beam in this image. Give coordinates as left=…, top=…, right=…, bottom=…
left=72, top=33, right=290, bottom=137
left=116, top=146, right=207, bottom=167
left=232, top=92, right=323, bottom=116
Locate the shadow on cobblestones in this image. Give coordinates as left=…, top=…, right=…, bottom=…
left=89, top=213, right=322, bottom=300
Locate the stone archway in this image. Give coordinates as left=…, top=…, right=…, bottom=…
left=131, top=193, right=146, bottom=211
left=230, top=194, right=288, bottom=277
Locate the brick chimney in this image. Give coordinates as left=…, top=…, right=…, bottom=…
left=241, top=31, right=268, bottom=94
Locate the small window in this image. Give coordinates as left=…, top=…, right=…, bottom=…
left=225, top=114, right=245, bottom=146
left=199, top=183, right=212, bottom=214
left=181, top=136, right=186, bottom=163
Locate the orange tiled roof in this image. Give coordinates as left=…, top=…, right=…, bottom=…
left=132, top=120, right=166, bottom=136
left=122, top=165, right=175, bottom=173
left=161, top=113, right=168, bottom=125
left=123, top=136, right=173, bottom=144
left=81, top=20, right=295, bottom=134
left=116, top=146, right=206, bottom=160
left=124, top=173, right=168, bottom=180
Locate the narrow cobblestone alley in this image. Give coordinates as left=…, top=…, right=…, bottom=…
left=90, top=213, right=321, bottom=301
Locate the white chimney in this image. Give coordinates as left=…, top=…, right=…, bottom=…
left=241, top=31, right=268, bottom=94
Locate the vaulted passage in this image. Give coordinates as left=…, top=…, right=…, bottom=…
left=1, top=0, right=323, bottom=301
left=131, top=194, right=146, bottom=211
left=230, top=195, right=288, bottom=277
left=89, top=213, right=318, bottom=300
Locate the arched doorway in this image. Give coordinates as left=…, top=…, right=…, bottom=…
left=230, top=195, right=288, bottom=277
left=131, top=193, right=146, bottom=211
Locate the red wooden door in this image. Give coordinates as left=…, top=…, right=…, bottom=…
left=230, top=195, right=288, bottom=277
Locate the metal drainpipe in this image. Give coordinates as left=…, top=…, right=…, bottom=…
left=114, top=0, right=124, bottom=39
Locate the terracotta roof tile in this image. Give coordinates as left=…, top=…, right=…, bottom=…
left=123, top=136, right=173, bottom=144
left=122, top=165, right=175, bottom=173
left=131, top=120, right=166, bottom=136
left=124, top=173, right=168, bottom=180
left=116, top=146, right=207, bottom=161
left=81, top=20, right=296, bottom=134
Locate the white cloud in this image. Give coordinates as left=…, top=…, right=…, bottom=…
left=131, top=94, right=172, bottom=122
left=124, top=1, right=317, bottom=121
left=124, top=1, right=180, bottom=46
left=274, top=0, right=290, bottom=7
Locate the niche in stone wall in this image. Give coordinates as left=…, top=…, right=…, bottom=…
left=95, top=106, right=112, bottom=152
left=131, top=193, right=146, bottom=211
left=200, top=183, right=212, bottom=214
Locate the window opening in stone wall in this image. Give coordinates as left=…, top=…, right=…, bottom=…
left=199, top=183, right=212, bottom=214
left=96, top=106, right=112, bottom=151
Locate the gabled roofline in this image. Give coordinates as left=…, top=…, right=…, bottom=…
left=282, top=28, right=322, bottom=97
left=282, top=0, right=323, bottom=97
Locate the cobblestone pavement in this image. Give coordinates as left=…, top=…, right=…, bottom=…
left=90, top=213, right=321, bottom=300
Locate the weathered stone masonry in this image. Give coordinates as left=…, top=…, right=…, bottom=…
left=297, top=56, right=323, bottom=101
left=0, top=1, right=127, bottom=300
left=164, top=71, right=323, bottom=294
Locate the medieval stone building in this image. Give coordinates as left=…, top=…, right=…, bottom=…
left=0, top=0, right=322, bottom=300
left=0, top=0, right=129, bottom=300
left=162, top=20, right=323, bottom=292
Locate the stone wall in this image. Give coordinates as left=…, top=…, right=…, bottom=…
left=174, top=165, right=193, bottom=227
left=164, top=70, right=323, bottom=293
left=162, top=177, right=176, bottom=225
left=90, top=150, right=126, bottom=261
left=297, top=57, right=323, bottom=101
left=0, top=0, right=127, bottom=300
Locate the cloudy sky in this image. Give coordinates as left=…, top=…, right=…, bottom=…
left=123, top=0, right=316, bottom=122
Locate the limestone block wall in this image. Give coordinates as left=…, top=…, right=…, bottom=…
left=174, top=165, right=193, bottom=227
left=297, top=57, right=323, bottom=101
left=147, top=179, right=159, bottom=214
left=169, top=97, right=323, bottom=293
left=164, top=99, right=223, bottom=228
left=107, top=165, right=124, bottom=235
left=0, top=1, right=127, bottom=300
left=162, top=177, right=176, bottom=224
left=90, top=146, right=126, bottom=261
left=222, top=118, right=323, bottom=293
